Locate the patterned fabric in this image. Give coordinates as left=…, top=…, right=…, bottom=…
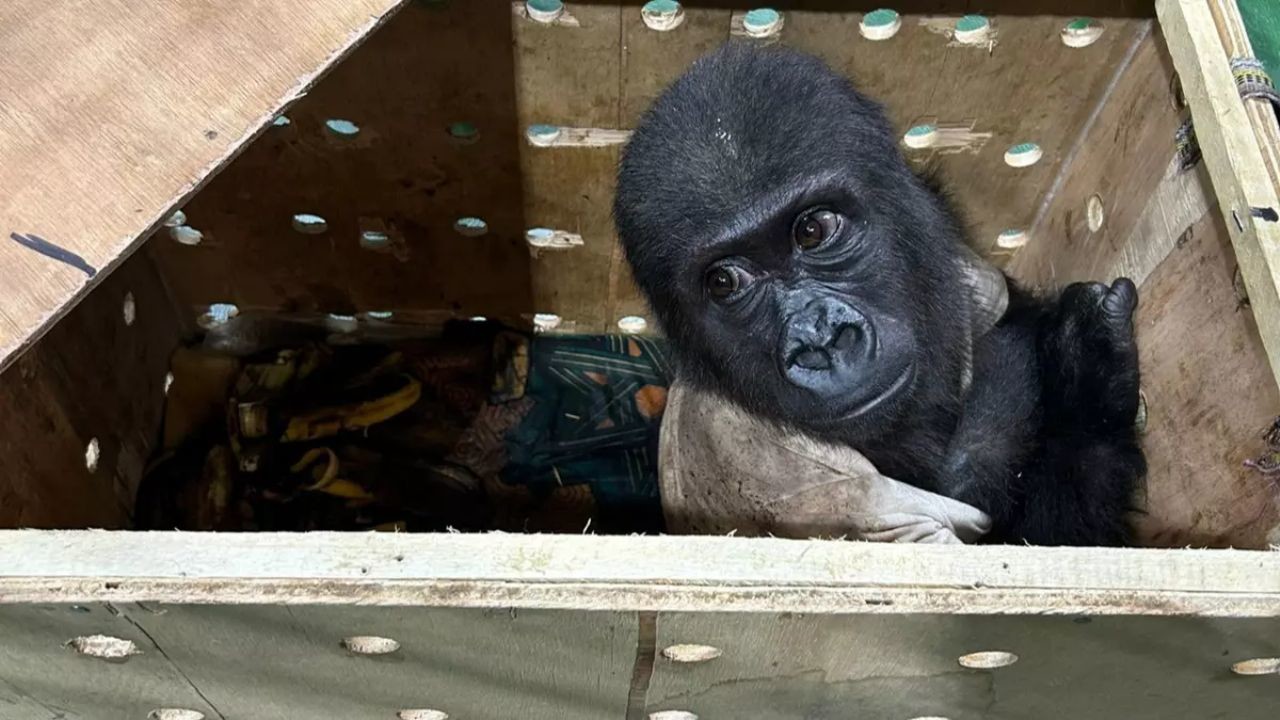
left=498, top=334, right=671, bottom=529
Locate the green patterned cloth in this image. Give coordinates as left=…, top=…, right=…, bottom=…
left=1240, top=0, right=1280, bottom=79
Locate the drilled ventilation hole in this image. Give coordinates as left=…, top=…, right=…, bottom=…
left=859, top=8, right=901, bottom=40
left=996, top=229, right=1028, bottom=250
left=149, top=710, right=205, bottom=720
left=642, top=0, right=685, bottom=31
left=1004, top=142, right=1043, bottom=168
left=742, top=8, right=783, bottom=38
left=84, top=438, right=100, bottom=473
left=122, top=292, right=136, bottom=326
left=1086, top=194, right=1105, bottom=232
left=1061, top=17, right=1105, bottom=48
left=454, top=217, right=489, bottom=237
left=533, top=313, right=562, bottom=332
left=398, top=711, right=449, bottom=720
left=326, top=314, right=359, bottom=333
left=199, top=303, right=240, bottom=329
left=957, top=650, right=1018, bottom=669
left=525, top=227, right=557, bottom=246
left=649, top=712, right=698, bottom=720
left=448, top=121, right=479, bottom=143
left=525, top=0, right=564, bottom=23
left=526, top=124, right=562, bottom=146
left=361, top=230, right=390, bottom=249
left=1232, top=658, right=1280, bottom=675
left=292, top=213, right=329, bottom=235
left=662, top=643, right=721, bottom=663
left=164, top=210, right=187, bottom=228
left=68, top=635, right=139, bottom=660
left=324, top=118, right=360, bottom=137
left=903, top=124, right=938, bottom=149
left=170, top=225, right=204, bottom=246
left=165, top=372, right=175, bottom=396
left=617, top=316, right=649, bottom=334
left=954, top=14, right=991, bottom=44
left=342, top=636, right=401, bottom=655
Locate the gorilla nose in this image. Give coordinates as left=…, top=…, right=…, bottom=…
left=780, top=298, right=874, bottom=385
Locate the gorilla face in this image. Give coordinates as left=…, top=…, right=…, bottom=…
left=614, top=42, right=971, bottom=445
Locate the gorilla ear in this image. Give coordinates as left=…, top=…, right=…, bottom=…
left=957, top=244, right=1009, bottom=341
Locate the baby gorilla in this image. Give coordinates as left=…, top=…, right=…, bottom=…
left=613, top=43, right=1145, bottom=546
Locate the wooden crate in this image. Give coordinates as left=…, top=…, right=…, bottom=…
left=2, top=1, right=1280, bottom=717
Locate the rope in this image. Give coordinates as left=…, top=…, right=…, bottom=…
left=1174, top=55, right=1280, bottom=173
left=1230, top=56, right=1280, bottom=111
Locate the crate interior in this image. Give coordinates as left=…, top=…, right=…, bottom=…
left=2, top=0, right=1277, bottom=548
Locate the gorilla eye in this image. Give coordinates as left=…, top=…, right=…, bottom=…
left=793, top=208, right=841, bottom=250
left=704, top=266, right=740, bottom=299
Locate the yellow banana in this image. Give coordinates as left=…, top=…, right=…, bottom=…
left=281, top=374, right=421, bottom=443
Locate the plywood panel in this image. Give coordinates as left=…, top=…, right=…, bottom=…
left=647, top=612, right=1280, bottom=720
left=153, top=0, right=536, bottom=324
left=0, top=247, right=183, bottom=529
left=516, top=4, right=626, bottom=334
left=0, top=0, right=406, bottom=373
left=1134, top=211, right=1280, bottom=549
left=4, top=531, right=1280, bottom=615
left=1008, top=27, right=1186, bottom=286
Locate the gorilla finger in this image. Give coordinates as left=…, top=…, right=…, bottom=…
left=1102, top=277, right=1138, bottom=320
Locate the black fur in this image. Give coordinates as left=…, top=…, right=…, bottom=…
left=613, top=43, right=1145, bottom=546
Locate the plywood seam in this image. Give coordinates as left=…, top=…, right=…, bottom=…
left=1026, top=21, right=1154, bottom=246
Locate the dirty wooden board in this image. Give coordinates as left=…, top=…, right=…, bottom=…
left=2, top=604, right=1278, bottom=720
left=152, top=0, right=536, bottom=323
left=0, top=248, right=182, bottom=529
left=646, top=612, right=1280, bottom=720
left=0, top=602, right=633, bottom=720
left=1159, top=0, right=1280, bottom=387
left=0, top=0, right=407, bottom=374
left=1133, top=210, right=1280, bottom=549
left=4, top=532, right=1280, bottom=615
left=515, top=3, right=625, bottom=334
left=1008, top=27, right=1186, bottom=286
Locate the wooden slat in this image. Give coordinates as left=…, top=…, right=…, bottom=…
left=2, top=531, right=1280, bottom=616
left=0, top=0, right=407, bottom=373
left=1157, top=0, right=1280, bottom=387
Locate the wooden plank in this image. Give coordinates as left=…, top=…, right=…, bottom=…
left=0, top=247, right=183, bottom=529
left=3, top=532, right=1280, bottom=615
left=1133, top=209, right=1280, bottom=548
left=0, top=0, right=407, bottom=373
left=647, top=612, right=1280, bottom=719
left=1157, top=0, right=1280, bottom=387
